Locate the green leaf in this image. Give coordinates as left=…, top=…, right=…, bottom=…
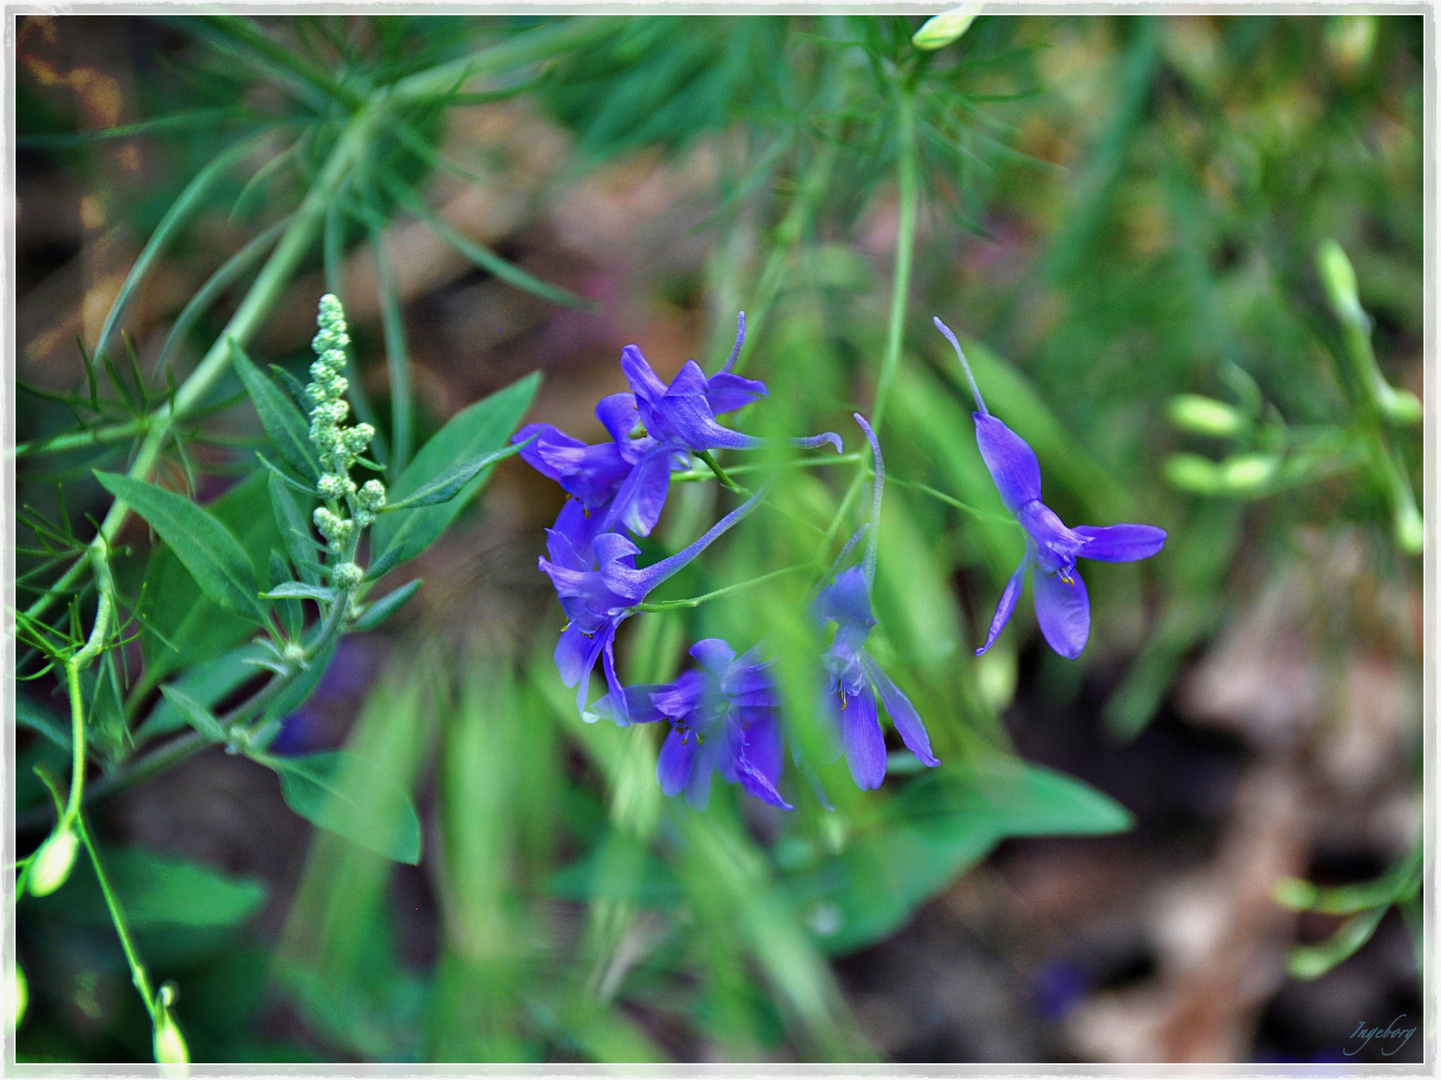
left=369, top=372, right=540, bottom=569
left=17, top=695, right=70, bottom=751
left=97, top=471, right=265, bottom=622
left=27, top=846, right=266, bottom=929
left=263, top=751, right=423, bottom=864
left=261, top=634, right=336, bottom=724
left=783, top=760, right=1131, bottom=955
left=380, top=441, right=526, bottom=512
left=349, top=579, right=422, bottom=632
left=139, top=472, right=283, bottom=683
left=261, top=581, right=337, bottom=603
left=135, top=643, right=269, bottom=742
left=230, top=339, right=321, bottom=481
left=269, top=470, right=319, bottom=586
left=158, top=685, right=228, bottom=743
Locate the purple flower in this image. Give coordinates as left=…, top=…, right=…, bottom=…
left=812, top=415, right=939, bottom=791
left=598, top=639, right=792, bottom=810
left=540, top=486, right=768, bottom=722
left=933, top=317, right=1168, bottom=660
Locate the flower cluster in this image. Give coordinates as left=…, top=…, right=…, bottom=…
left=307, top=295, right=384, bottom=584
left=520, top=320, right=940, bottom=809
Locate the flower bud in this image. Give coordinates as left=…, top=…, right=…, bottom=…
left=28, top=827, right=78, bottom=897
left=912, top=3, right=983, bottom=50
left=1379, top=384, right=1423, bottom=426
left=317, top=474, right=348, bottom=499
left=359, top=480, right=387, bottom=512
left=1317, top=239, right=1366, bottom=329
left=1164, top=453, right=1224, bottom=495
left=1218, top=453, right=1278, bottom=492
left=1395, top=501, right=1423, bottom=556
left=1167, top=394, right=1246, bottom=438
left=152, top=984, right=189, bottom=1073
left=333, top=562, right=364, bottom=589
left=11, top=959, right=27, bottom=1027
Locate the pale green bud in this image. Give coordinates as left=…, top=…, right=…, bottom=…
left=358, top=480, right=387, bottom=512
left=1395, top=502, right=1424, bottom=556
left=1219, top=453, right=1278, bottom=492
left=11, top=960, right=27, bottom=1028
left=1317, top=239, right=1366, bottom=329
left=333, top=562, right=364, bottom=589
left=354, top=510, right=375, bottom=529
left=152, top=984, right=189, bottom=1072
left=282, top=641, right=307, bottom=665
left=1167, top=394, right=1247, bottom=438
left=912, top=3, right=983, bottom=50
left=28, top=827, right=78, bottom=897
left=1164, top=453, right=1224, bottom=495
left=1379, top=384, right=1423, bottom=426
left=317, top=474, right=347, bottom=499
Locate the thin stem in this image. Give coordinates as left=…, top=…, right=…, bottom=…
left=11, top=418, right=149, bottom=458
left=870, top=90, right=919, bottom=436
left=695, top=450, right=747, bottom=495
left=76, top=816, right=157, bottom=1020
left=886, top=476, right=1020, bottom=528
left=634, top=563, right=812, bottom=612
left=669, top=452, right=861, bottom=483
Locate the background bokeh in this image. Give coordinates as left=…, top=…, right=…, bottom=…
left=14, top=14, right=1424, bottom=1064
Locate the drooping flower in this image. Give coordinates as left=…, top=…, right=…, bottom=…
left=933, top=317, right=1168, bottom=660
left=597, top=639, right=791, bottom=810
left=813, top=415, right=939, bottom=791
left=540, top=485, right=769, bottom=722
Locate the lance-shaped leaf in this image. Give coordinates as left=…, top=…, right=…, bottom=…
left=260, top=581, right=338, bottom=604
left=349, top=579, right=422, bottom=632
left=370, top=372, right=540, bottom=569
left=96, top=472, right=266, bottom=623
left=379, top=441, right=527, bottom=513
left=261, top=750, right=423, bottom=865
left=230, top=339, right=320, bottom=481
left=158, top=685, right=228, bottom=743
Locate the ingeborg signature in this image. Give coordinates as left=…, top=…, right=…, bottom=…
left=1344, top=1014, right=1416, bottom=1057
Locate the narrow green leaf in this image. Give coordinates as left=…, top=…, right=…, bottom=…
left=158, top=685, right=228, bottom=743
left=230, top=339, right=321, bottom=480
left=26, top=845, right=267, bottom=929
left=261, top=581, right=337, bottom=603
left=94, top=135, right=257, bottom=362
left=370, top=372, right=540, bottom=569
left=264, top=751, right=423, bottom=864
left=17, top=696, right=71, bottom=751
left=262, top=634, right=337, bottom=724
left=349, top=579, right=422, bottom=632
left=269, top=472, right=318, bottom=586
left=96, top=471, right=265, bottom=623
left=371, top=228, right=414, bottom=477
left=135, top=642, right=269, bottom=742
left=380, top=441, right=526, bottom=512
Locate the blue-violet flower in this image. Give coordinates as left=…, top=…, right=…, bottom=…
left=933, top=317, right=1168, bottom=660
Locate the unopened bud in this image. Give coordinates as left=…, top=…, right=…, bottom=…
left=1317, top=239, right=1366, bottom=329
left=152, top=984, right=189, bottom=1072
left=333, top=562, right=364, bottom=589
left=11, top=960, right=27, bottom=1028
left=28, top=827, right=78, bottom=897
left=1379, top=384, right=1423, bottom=426
left=317, top=474, right=348, bottom=499
left=1167, top=394, right=1246, bottom=438
left=1164, top=453, right=1224, bottom=495
left=1219, top=453, right=1278, bottom=492
left=1395, top=501, right=1423, bottom=556
left=358, top=480, right=387, bottom=512
left=912, top=3, right=983, bottom=49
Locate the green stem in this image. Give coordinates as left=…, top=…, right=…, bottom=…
left=870, top=90, right=919, bottom=436
left=76, top=817, right=157, bottom=1019
left=11, top=418, right=149, bottom=458
left=696, top=450, right=747, bottom=495
left=670, top=452, right=862, bottom=483
left=886, top=476, right=1020, bottom=527
left=634, top=563, right=812, bottom=612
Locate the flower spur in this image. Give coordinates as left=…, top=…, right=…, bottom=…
left=932, top=317, right=1168, bottom=660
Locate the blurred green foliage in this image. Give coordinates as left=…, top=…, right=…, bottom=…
left=14, top=13, right=1421, bottom=1063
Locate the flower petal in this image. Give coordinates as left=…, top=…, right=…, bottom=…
left=838, top=688, right=886, bottom=791
left=657, top=726, right=699, bottom=797
left=811, top=564, right=876, bottom=628
left=1033, top=567, right=1090, bottom=660
left=976, top=553, right=1030, bottom=656
left=600, top=448, right=673, bottom=537
left=595, top=392, right=640, bottom=446
left=684, top=745, right=717, bottom=809
left=730, top=718, right=793, bottom=810
left=862, top=653, right=939, bottom=767
left=974, top=413, right=1042, bottom=513
left=591, top=683, right=668, bottom=726
left=688, top=638, right=737, bottom=678
left=620, top=344, right=668, bottom=405
left=1073, top=523, right=1168, bottom=562
left=705, top=371, right=769, bottom=415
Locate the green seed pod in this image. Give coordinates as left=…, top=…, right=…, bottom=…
left=28, top=827, right=78, bottom=897
left=1167, top=394, right=1247, bottom=438
left=912, top=3, right=983, bottom=50
left=1379, top=384, right=1423, bottom=426
left=1395, top=502, right=1423, bottom=556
